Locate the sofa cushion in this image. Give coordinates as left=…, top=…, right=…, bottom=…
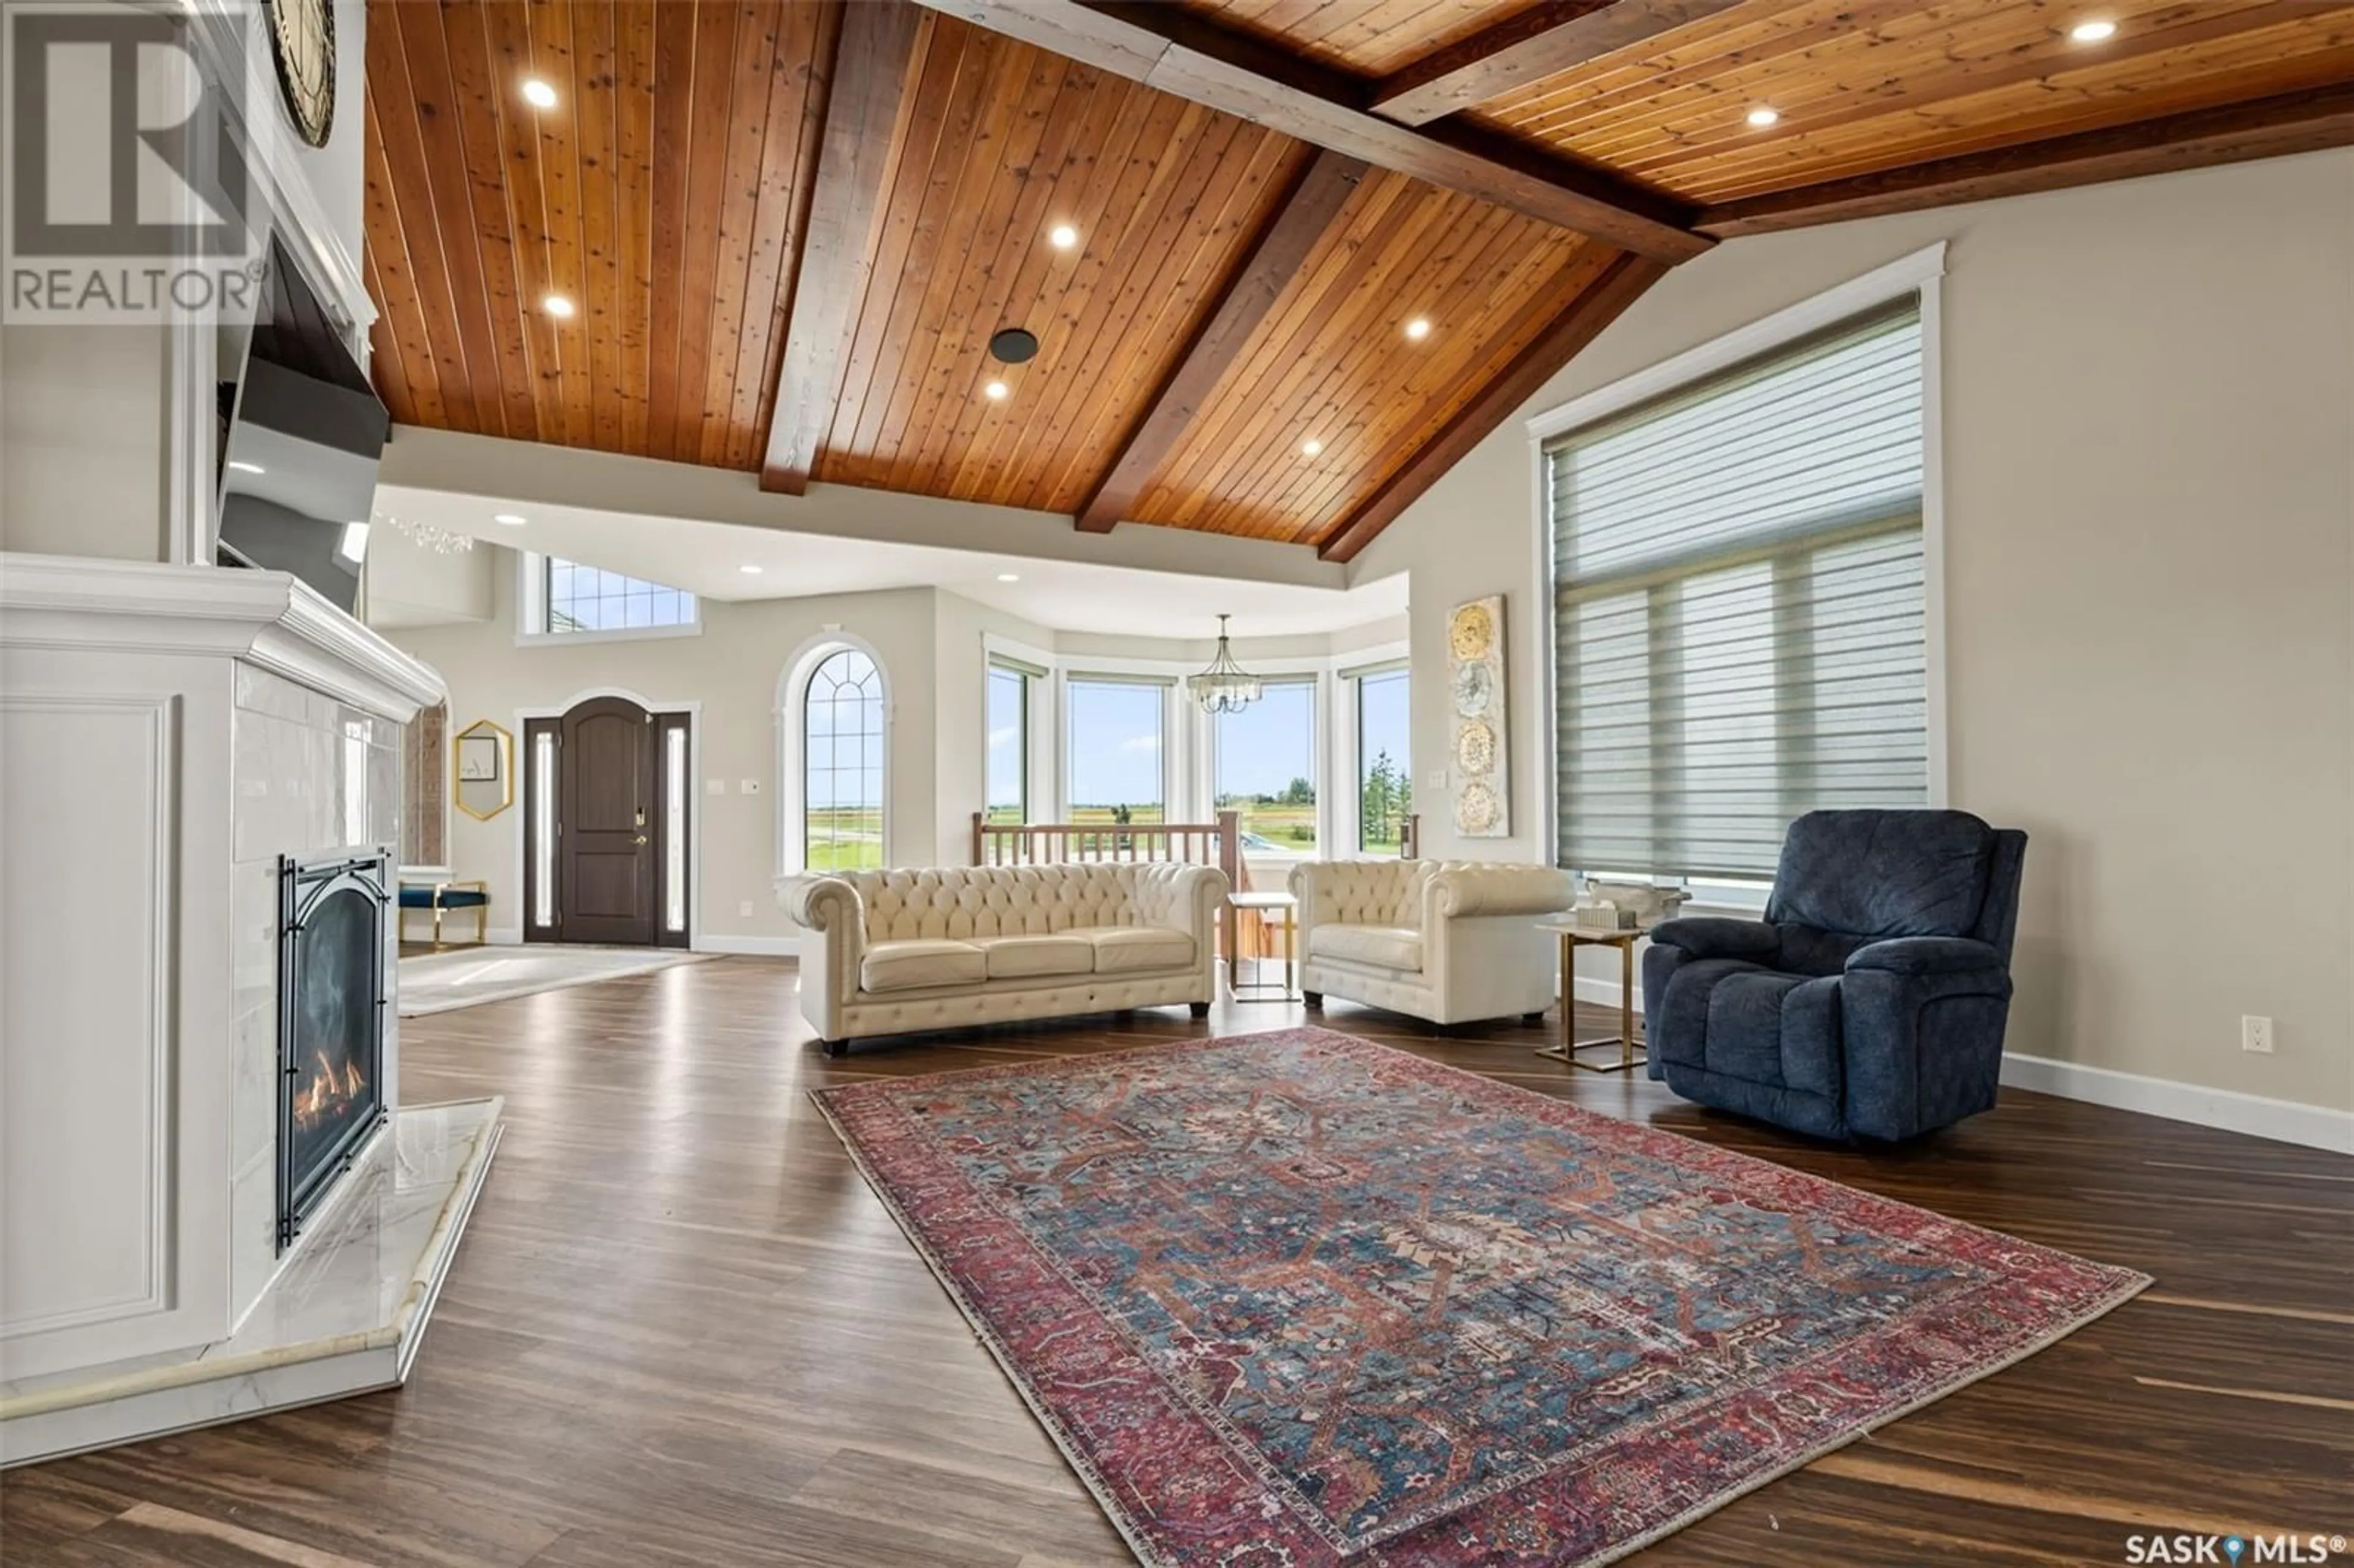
left=975, top=933, right=1094, bottom=981
left=861, top=939, right=987, bottom=993
left=1306, top=923, right=1424, bottom=972
left=1699, top=969, right=1841, bottom=1101
left=1075, top=926, right=1195, bottom=975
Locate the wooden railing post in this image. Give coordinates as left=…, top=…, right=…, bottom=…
left=971, top=811, right=986, bottom=866
left=1216, top=809, right=1241, bottom=972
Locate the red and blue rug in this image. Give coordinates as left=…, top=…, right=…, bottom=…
left=813, top=1027, right=2147, bottom=1566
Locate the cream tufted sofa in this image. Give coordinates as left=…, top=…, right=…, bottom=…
left=778, top=862, right=1229, bottom=1054
left=1289, top=860, right=1577, bottom=1027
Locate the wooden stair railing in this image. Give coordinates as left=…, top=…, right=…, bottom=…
left=972, top=810, right=1244, bottom=963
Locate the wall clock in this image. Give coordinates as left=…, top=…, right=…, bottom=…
left=1446, top=595, right=1509, bottom=839
left=264, top=0, right=336, bottom=150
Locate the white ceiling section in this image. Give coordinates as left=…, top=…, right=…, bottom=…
left=369, top=483, right=1408, bottom=640
left=370, top=425, right=1406, bottom=639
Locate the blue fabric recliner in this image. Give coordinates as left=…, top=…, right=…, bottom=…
left=1642, top=810, right=2028, bottom=1142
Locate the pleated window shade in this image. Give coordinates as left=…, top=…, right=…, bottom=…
left=1548, top=297, right=1929, bottom=881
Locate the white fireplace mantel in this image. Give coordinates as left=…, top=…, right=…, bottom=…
left=1, top=554, right=490, bottom=1464
left=0, top=554, right=447, bottom=721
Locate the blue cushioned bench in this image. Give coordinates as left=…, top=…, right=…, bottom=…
left=398, top=880, right=490, bottom=951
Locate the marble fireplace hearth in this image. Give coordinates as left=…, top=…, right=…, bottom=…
left=0, top=554, right=498, bottom=1466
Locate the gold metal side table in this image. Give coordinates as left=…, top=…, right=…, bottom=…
left=1532, top=920, right=1645, bottom=1073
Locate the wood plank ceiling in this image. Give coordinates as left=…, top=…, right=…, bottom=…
left=363, top=0, right=2354, bottom=561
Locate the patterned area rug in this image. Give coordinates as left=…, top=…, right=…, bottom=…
left=814, top=1028, right=2147, bottom=1567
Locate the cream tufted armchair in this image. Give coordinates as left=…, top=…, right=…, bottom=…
left=1288, top=860, right=1577, bottom=1028
left=778, top=861, right=1229, bottom=1054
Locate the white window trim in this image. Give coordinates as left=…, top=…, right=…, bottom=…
left=776, top=632, right=893, bottom=877
left=983, top=632, right=1056, bottom=825
left=1205, top=663, right=1330, bottom=855
left=1057, top=658, right=1192, bottom=824
left=1526, top=239, right=1950, bottom=882
left=515, top=549, right=705, bottom=647
left=1044, top=650, right=1355, bottom=853
left=1335, top=642, right=1411, bottom=856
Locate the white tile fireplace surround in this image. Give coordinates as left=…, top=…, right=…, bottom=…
left=0, top=554, right=498, bottom=1466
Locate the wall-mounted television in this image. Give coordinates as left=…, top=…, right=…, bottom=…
left=216, top=239, right=389, bottom=617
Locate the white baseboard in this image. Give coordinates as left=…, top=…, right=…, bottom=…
left=1572, top=976, right=1645, bottom=1013
left=691, top=934, right=801, bottom=959
left=484, top=926, right=522, bottom=946
left=1999, top=1052, right=2353, bottom=1155
left=1572, top=975, right=2348, bottom=1154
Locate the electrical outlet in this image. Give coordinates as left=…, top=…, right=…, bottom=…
left=1427, top=767, right=1448, bottom=791
left=2241, top=1014, right=2274, bottom=1054
left=706, top=778, right=725, bottom=796
left=739, top=778, right=761, bottom=794
left=738, top=899, right=755, bottom=918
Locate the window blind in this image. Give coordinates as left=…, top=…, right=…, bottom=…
left=1548, top=298, right=1929, bottom=881
left=989, top=651, right=1049, bottom=681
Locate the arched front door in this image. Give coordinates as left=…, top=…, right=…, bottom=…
left=523, top=696, right=691, bottom=946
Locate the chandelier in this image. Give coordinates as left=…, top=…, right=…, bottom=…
left=1187, top=614, right=1262, bottom=715
left=374, top=513, right=476, bottom=555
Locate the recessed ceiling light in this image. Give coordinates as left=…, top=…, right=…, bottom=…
left=983, top=379, right=1009, bottom=401
left=1746, top=105, right=1780, bottom=127
left=543, top=294, right=574, bottom=318
left=739, top=564, right=763, bottom=574
left=492, top=512, right=527, bottom=526
left=1403, top=317, right=1431, bottom=341
left=1301, top=438, right=1322, bottom=457
left=227, top=459, right=264, bottom=474
left=2069, top=18, right=2116, bottom=41
left=1048, top=223, right=1078, bottom=250
left=521, top=77, right=558, bottom=108
left=996, top=572, right=1020, bottom=582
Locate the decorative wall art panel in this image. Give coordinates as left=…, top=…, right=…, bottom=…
left=1447, top=596, right=1507, bottom=838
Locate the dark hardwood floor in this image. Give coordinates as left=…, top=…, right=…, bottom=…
left=7, top=957, right=2349, bottom=1566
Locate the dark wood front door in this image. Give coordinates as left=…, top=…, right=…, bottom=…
left=556, top=696, right=658, bottom=946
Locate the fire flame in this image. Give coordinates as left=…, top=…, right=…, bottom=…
left=292, top=1048, right=369, bottom=1132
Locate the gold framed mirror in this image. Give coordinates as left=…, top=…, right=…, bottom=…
left=453, top=718, right=514, bottom=821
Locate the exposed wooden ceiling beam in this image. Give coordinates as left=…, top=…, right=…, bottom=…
left=907, top=0, right=1710, bottom=262
left=1075, top=148, right=1368, bottom=534
left=1317, top=251, right=1669, bottom=564
left=759, top=0, right=924, bottom=494
left=1697, top=82, right=2354, bottom=238
left=1370, top=0, right=1743, bottom=127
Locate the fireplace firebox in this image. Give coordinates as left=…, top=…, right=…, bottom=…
left=277, top=849, right=390, bottom=1252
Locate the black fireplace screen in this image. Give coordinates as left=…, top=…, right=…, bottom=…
left=278, top=849, right=390, bottom=1251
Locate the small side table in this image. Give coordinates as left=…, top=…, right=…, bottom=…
left=1228, top=891, right=1298, bottom=1002
left=1532, top=920, right=1645, bottom=1073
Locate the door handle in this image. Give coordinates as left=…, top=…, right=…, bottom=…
left=633, top=834, right=649, bottom=845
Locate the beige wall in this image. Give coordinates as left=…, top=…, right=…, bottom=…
left=387, top=552, right=947, bottom=948
left=1356, top=150, right=2354, bottom=1114
left=386, top=554, right=1408, bottom=949
left=0, top=324, right=173, bottom=561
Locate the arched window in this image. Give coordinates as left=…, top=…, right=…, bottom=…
left=803, top=648, right=886, bottom=871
